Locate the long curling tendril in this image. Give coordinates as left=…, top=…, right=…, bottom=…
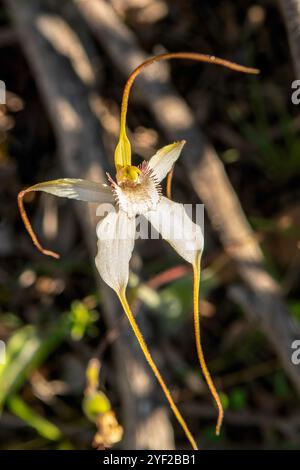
left=115, top=52, right=259, bottom=169
left=18, top=189, right=60, bottom=259
left=118, top=289, right=198, bottom=450
left=193, top=253, right=223, bottom=435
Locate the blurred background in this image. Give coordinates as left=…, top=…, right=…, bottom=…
left=0, top=0, right=300, bottom=450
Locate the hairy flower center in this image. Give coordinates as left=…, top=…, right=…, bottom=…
left=110, top=163, right=161, bottom=218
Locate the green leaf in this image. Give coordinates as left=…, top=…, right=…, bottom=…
left=7, top=394, right=62, bottom=441
left=0, top=317, right=70, bottom=408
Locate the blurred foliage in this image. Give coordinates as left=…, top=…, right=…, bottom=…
left=0, top=322, right=69, bottom=408
left=230, top=79, right=300, bottom=182
left=7, top=395, right=62, bottom=442
left=83, top=359, right=123, bottom=449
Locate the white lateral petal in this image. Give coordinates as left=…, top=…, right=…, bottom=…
left=145, top=197, right=203, bottom=264
left=28, top=178, right=113, bottom=203
left=95, top=209, right=136, bottom=292
left=148, top=141, right=186, bottom=182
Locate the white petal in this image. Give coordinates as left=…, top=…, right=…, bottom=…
left=29, top=178, right=113, bottom=203
left=95, top=209, right=136, bottom=292
left=145, top=197, right=203, bottom=264
left=148, top=141, right=186, bottom=182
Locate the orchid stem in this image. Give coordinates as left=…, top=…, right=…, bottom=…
left=192, top=253, right=223, bottom=435
left=118, top=289, right=198, bottom=450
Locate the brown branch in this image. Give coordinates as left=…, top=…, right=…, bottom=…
left=74, top=0, right=300, bottom=393
left=0, top=27, right=17, bottom=47
left=278, top=0, right=300, bottom=77
left=6, top=0, right=174, bottom=450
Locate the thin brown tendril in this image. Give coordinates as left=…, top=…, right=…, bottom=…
left=18, top=189, right=60, bottom=259
left=118, top=289, right=198, bottom=450
left=119, top=52, right=259, bottom=137
left=193, top=252, right=223, bottom=435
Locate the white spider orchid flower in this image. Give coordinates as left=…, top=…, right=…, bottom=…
left=95, top=140, right=204, bottom=291
left=17, top=140, right=201, bottom=270
left=18, top=52, right=259, bottom=450
left=18, top=141, right=204, bottom=450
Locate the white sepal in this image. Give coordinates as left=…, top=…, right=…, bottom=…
left=28, top=178, right=113, bottom=203
left=95, top=209, right=136, bottom=292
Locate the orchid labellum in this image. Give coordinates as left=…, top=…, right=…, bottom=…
left=18, top=52, right=259, bottom=450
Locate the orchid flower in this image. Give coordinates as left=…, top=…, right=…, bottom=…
left=18, top=52, right=259, bottom=450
